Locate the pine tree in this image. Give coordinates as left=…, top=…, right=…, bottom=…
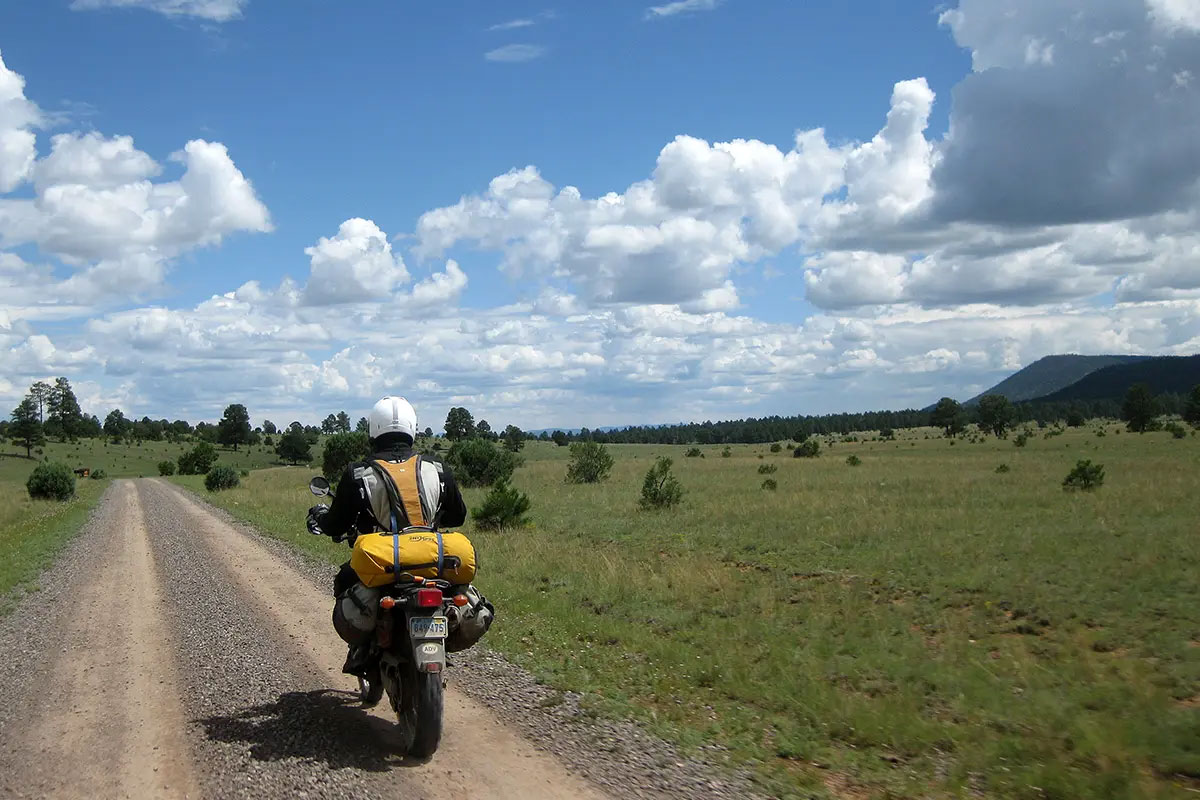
left=1122, top=384, right=1159, bottom=433
left=11, top=397, right=45, bottom=458
left=47, top=377, right=84, bottom=441
left=28, top=381, right=52, bottom=424
left=218, top=403, right=252, bottom=450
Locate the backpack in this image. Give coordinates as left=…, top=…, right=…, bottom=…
left=348, top=454, right=477, bottom=587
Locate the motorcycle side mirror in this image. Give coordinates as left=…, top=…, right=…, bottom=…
left=309, top=476, right=331, bottom=497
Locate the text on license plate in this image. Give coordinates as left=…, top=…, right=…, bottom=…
left=409, top=616, right=448, bottom=639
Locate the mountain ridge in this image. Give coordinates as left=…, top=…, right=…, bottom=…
left=966, top=354, right=1151, bottom=404
left=1031, top=354, right=1200, bottom=403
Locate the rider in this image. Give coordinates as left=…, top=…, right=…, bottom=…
left=307, top=395, right=468, bottom=672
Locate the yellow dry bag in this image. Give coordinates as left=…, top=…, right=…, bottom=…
left=350, top=530, right=477, bottom=587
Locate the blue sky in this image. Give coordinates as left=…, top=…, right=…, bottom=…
left=3, top=0, right=966, bottom=309
left=1, top=0, right=1198, bottom=429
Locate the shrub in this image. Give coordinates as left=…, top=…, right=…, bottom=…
left=685, top=447, right=703, bottom=458
left=1164, top=422, right=1187, bottom=440
left=447, top=438, right=520, bottom=487
left=473, top=480, right=532, bottom=530
left=769, top=443, right=782, bottom=453
left=757, top=463, right=778, bottom=475
left=1013, top=431, right=1030, bottom=448
left=27, top=463, right=76, bottom=500
left=1063, top=460, right=1104, bottom=492
left=321, top=431, right=370, bottom=485
left=793, top=439, right=820, bottom=459
left=240, top=469, right=250, bottom=478
left=846, top=454, right=862, bottom=466
left=761, top=478, right=778, bottom=491
left=639, top=457, right=683, bottom=510
left=89, top=469, right=106, bottom=480
left=157, top=460, right=176, bottom=476
left=995, top=463, right=1011, bottom=474
left=1066, top=409, right=1086, bottom=428
left=178, top=442, right=218, bottom=475
left=879, top=428, right=895, bottom=440
left=205, top=465, right=240, bottom=492
left=565, top=441, right=614, bottom=484
left=721, top=447, right=732, bottom=458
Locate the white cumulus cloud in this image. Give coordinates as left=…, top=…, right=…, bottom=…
left=303, top=218, right=410, bottom=305
left=484, top=45, right=547, bottom=63
left=645, top=0, right=721, bottom=20
left=70, top=0, right=247, bottom=22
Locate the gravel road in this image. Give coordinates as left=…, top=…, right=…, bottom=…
left=0, top=479, right=771, bottom=800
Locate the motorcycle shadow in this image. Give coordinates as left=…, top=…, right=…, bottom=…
left=196, top=689, right=430, bottom=771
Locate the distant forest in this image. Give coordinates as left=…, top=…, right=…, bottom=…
left=552, top=394, right=1190, bottom=445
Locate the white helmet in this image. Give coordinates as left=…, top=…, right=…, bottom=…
left=368, top=396, right=418, bottom=442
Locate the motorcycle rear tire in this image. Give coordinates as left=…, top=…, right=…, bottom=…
left=406, top=671, right=444, bottom=758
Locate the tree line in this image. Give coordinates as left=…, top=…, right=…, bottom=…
left=8, top=379, right=1198, bottom=464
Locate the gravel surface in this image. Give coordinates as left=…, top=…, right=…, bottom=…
left=140, top=480, right=410, bottom=799
left=0, top=485, right=122, bottom=793
left=179, top=482, right=776, bottom=800
left=0, top=479, right=779, bottom=799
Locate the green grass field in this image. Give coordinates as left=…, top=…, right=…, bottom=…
left=0, top=437, right=284, bottom=480
left=170, top=428, right=1199, bottom=797
left=0, top=437, right=289, bottom=608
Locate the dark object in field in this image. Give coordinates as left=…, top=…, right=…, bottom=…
left=72, top=467, right=90, bottom=478
left=1062, top=460, right=1104, bottom=492
left=793, top=439, right=819, bottom=458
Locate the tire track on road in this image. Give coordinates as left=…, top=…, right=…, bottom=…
left=1, top=480, right=199, bottom=800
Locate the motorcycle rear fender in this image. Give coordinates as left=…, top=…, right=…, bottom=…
left=412, top=638, right=446, bottom=673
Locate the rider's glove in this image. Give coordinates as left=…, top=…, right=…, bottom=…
left=306, top=505, right=329, bottom=536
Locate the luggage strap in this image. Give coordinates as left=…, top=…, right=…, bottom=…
left=385, top=526, right=448, bottom=581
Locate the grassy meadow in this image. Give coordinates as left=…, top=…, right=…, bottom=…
left=179, top=426, right=1197, bottom=798
left=0, top=436, right=283, bottom=479
left=0, top=437, right=284, bottom=607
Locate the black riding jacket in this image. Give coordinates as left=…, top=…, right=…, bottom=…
left=320, top=444, right=468, bottom=538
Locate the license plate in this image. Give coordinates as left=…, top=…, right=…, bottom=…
left=409, top=616, right=448, bottom=639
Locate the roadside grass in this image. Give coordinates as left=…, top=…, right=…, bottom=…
left=0, top=437, right=292, bottom=613
left=0, top=478, right=107, bottom=611
left=172, top=426, right=1200, bottom=799
left=170, top=468, right=348, bottom=568
left=0, top=437, right=285, bottom=480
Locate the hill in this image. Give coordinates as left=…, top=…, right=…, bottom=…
left=1032, top=354, right=1200, bottom=403
left=967, top=354, right=1151, bottom=404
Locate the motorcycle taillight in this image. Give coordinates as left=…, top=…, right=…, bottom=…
left=416, top=587, right=443, bottom=608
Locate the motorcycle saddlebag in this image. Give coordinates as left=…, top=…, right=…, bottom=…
left=333, top=583, right=380, bottom=645
left=350, top=530, right=477, bottom=588
left=446, top=585, right=495, bottom=653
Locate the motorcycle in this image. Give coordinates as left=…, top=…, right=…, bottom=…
left=308, top=475, right=452, bottom=758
